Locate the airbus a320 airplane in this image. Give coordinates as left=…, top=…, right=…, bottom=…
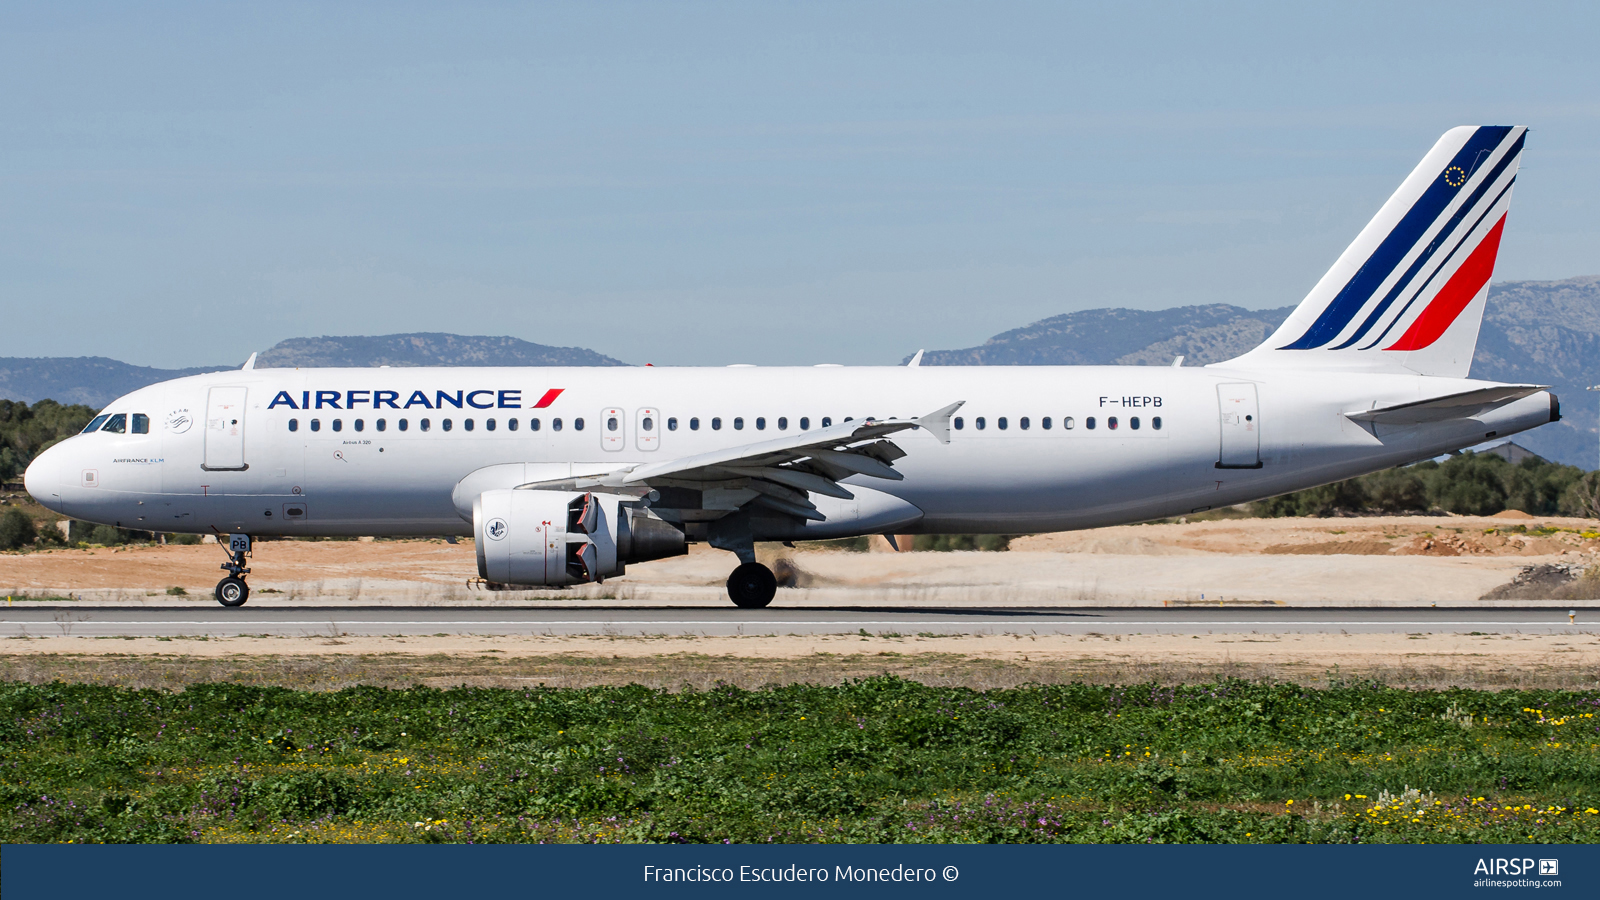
left=25, top=126, right=1558, bottom=608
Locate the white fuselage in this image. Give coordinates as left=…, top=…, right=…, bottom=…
left=24, top=364, right=1556, bottom=539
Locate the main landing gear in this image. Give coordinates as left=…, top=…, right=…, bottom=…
left=216, top=534, right=252, bottom=608
left=726, top=562, right=777, bottom=609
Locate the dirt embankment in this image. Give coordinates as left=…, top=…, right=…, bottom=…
left=3, top=513, right=1599, bottom=606
left=1011, top=512, right=1600, bottom=558
left=2, top=632, right=1595, bottom=691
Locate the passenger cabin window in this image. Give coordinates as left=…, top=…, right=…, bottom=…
left=442, top=419, right=452, bottom=432
left=607, top=416, right=619, bottom=431
left=821, top=417, right=832, bottom=427
left=777, top=417, right=787, bottom=430
left=689, top=417, right=700, bottom=431
left=998, top=417, right=1008, bottom=430
left=101, top=414, right=127, bottom=434
left=711, top=417, right=722, bottom=430
left=799, top=417, right=810, bottom=430
left=1085, top=417, right=1096, bottom=430
left=508, top=418, right=518, bottom=431
left=552, top=418, right=562, bottom=431
left=1042, top=416, right=1052, bottom=430
left=734, top=417, right=744, bottom=430
left=420, top=418, right=430, bottom=432
left=354, top=419, right=364, bottom=432
left=376, top=418, right=387, bottom=432
left=82, top=415, right=110, bottom=433
left=642, top=416, right=654, bottom=432
left=486, top=418, right=496, bottom=431
left=954, top=417, right=964, bottom=430
left=530, top=418, right=540, bottom=431
left=464, top=419, right=474, bottom=432
left=1130, top=417, right=1140, bottom=430
left=574, top=418, right=584, bottom=431
left=975, top=417, right=986, bottom=430
left=1019, top=417, right=1029, bottom=430
left=1152, top=416, right=1162, bottom=431
left=311, top=419, right=322, bottom=432
left=289, top=419, right=299, bottom=433
left=132, top=413, right=149, bottom=434
left=667, top=417, right=678, bottom=431
left=399, top=419, right=409, bottom=431
left=755, top=417, right=765, bottom=430
left=1108, top=416, right=1119, bottom=430
left=1064, top=416, right=1075, bottom=429
left=333, top=419, right=343, bottom=432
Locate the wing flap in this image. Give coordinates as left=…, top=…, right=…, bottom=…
left=511, top=401, right=963, bottom=525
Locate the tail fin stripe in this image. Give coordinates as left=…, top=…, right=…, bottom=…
left=1330, top=132, right=1524, bottom=349
left=1383, top=214, right=1507, bottom=351
left=1358, top=174, right=1516, bottom=350
left=1277, top=125, right=1513, bottom=350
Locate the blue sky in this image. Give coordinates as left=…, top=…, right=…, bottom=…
left=2, top=2, right=1597, bottom=367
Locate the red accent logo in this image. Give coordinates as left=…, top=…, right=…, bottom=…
left=532, top=388, right=564, bottom=409
left=1385, top=214, right=1507, bottom=352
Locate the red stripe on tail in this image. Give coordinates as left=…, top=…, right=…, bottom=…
left=532, top=388, right=564, bottom=409
left=1384, top=214, right=1507, bottom=352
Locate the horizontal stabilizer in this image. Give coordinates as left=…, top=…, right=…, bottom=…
left=1343, top=385, right=1546, bottom=426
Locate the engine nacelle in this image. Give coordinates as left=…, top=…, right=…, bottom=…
left=473, top=489, right=685, bottom=586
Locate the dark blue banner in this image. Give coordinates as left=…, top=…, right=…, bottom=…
left=4, top=844, right=1596, bottom=899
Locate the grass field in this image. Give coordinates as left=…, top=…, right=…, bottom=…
left=4, top=676, right=1598, bottom=844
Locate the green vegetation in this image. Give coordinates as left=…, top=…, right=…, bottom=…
left=1257, top=452, right=1589, bottom=518
left=3, top=678, right=1596, bottom=844
left=912, top=534, right=1011, bottom=552
left=0, top=399, right=98, bottom=483
left=0, top=507, right=39, bottom=551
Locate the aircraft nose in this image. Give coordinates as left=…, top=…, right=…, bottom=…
left=24, top=444, right=68, bottom=514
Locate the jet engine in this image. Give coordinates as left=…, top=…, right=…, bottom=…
left=473, top=489, right=686, bottom=586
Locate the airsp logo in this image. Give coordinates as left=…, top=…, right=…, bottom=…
left=165, top=409, right=193, bottom=434
left=485, top=518, right=509, bottom=541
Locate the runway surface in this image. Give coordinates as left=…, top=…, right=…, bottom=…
left=0, top=606, right=1592, bottom=637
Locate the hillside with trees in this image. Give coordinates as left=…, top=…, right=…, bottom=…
left=0, top=399, right=98, bottom=484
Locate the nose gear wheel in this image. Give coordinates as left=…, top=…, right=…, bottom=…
left=216, top=575, right=249, bottom=607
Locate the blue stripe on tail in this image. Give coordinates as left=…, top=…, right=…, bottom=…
left=1278, top=126, right=1512, bottom=350
left=1330, top=131, right=1524, bottom=349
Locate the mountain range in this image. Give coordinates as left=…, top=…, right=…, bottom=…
left=0, top=334, right=623, bottom=411
left=3, top=277, right=1596, bottom=466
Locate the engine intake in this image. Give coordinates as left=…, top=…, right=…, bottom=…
left=473, top=489, right=685, bottom=586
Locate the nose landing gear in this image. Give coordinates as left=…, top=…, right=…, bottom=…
left=216, top=534, right=252, bottom=608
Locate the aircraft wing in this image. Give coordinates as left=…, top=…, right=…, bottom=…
left=1344, top=385, right=1548, bottom=426
left=516, top=401, right=964, bottom=521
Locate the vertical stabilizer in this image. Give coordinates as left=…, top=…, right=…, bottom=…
left=1224, top=126, right=1524, bottom=376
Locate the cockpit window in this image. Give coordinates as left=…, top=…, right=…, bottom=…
left=101, top=413, right=127, bottom=434
left=82, top=415, right=110, bottom=433
left=132, top=413, right=149, bottom=434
